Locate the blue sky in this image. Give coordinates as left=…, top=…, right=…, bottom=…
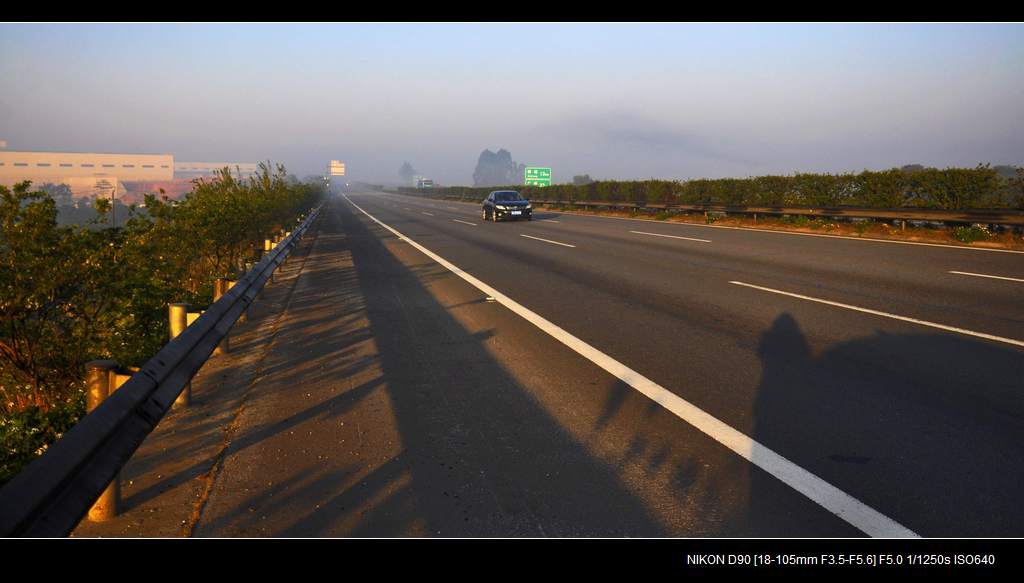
left=1, top=23, right=1021, bottom=184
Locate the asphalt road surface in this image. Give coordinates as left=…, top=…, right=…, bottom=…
left=191, top=191, right=1024, bottom=537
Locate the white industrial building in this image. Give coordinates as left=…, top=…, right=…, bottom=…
left=174, top=161, right=260, bottom=177
left=0, top=150, right=259, bottom=199
left=0, top=151, right=173, bottom=198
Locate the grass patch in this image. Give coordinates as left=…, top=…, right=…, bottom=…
left=852, top=220, right=872, bottom=236
left=952, top=225, right=993, bottom=244
left=783, top=215, right=814, bottom=228
left=0, top=394, right=85, bottom=486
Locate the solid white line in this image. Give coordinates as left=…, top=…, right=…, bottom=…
left=730, top=281, right=1024, bottom=348
left=421, top=211, right=435, bottom=217
left=547, top=209, right=1024, bottom=255
left=949, top=270, right=1024, bottom=283
left=520, top=234, right=576, bottom=248
left=541, top=219, right=561, bottom=223
left=630, top=230, right=711, bottom=243
left=453, top=219, right=477, bottom=227
left=342, top=194, right=917, bottom=538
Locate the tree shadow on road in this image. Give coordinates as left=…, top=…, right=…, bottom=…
left=196, top=198, right=669, bottom=537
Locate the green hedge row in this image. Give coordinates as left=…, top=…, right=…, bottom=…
left=401, top=165, right=1024, bottom=210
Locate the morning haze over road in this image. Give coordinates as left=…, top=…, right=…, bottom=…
left=1, top=23, right=1023, bottom=541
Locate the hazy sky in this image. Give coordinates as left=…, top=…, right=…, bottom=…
left=1, top=23, right=1022, bottom=184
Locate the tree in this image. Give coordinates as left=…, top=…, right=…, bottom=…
left=398, top=162, right=417, bottom=185
left=37, top=183, right=74, bottom=207
left=1007, top=167, right=1024, bottom=209
left=0, top=167, right=325, bottom=414
left=0, top=171, right=326, bottom=486
left=473, top=149, right=524, bottom=187
left=0, top=182, right=96, bottom=408
left=573, top=174, right=594, bottom=186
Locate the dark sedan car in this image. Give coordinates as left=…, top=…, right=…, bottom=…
left=482, top=190, right=532, bottom=222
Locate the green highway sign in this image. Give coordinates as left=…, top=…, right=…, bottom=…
left=525, top=167, right=552, bottom=187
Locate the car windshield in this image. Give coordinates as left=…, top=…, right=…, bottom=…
left=494, top=192, right=523, bottom=202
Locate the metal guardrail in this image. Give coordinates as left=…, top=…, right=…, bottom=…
left=0, top=205, right=322, bottom=537
left=550, top=201, right=1024, bottom=227
left=394, top=190, right=1024, bottom=227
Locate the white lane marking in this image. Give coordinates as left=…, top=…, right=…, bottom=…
left=949, top=270, right=1024, bottom=283
left=730, top=281, right=1024, bottom=349
left=447, top=206, right=460, bottom=210
left=453, top=219, right=477, bottom=227
left=630, top=230, right=711, bottom=243
left=541, top=219, right=561, bottom=223
left=403, top=207, right=411, bottom=211
left=343, top=194, right=917, bottom=538
left=421, top=211, right=435, bottom=217
left=519, top=234, right=576, bottom=248
left=547, top=210, right=1024, bottom=255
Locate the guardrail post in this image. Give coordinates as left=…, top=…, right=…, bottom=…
left=282, top=232, right=292, bottom=265
left=231, top=278, right=246, bottom=323
left=169, top=303, right=191, bottom=407
left=250, top=258, right=266, bottom=300
left=264, top=238, right=275, bottom=284
left=213, top=279, right=230, bottom=355
left=85, top=360, right=120, bottom=521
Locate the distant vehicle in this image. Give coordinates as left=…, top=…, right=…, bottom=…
left=416, top=178, right=434, bottom=189
left=482, top=190, right=532, bottom=222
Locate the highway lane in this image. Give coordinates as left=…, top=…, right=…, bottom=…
left=382, top=193, right=1024, bottom=341
left=343, top=191, right=1024, bottom=537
